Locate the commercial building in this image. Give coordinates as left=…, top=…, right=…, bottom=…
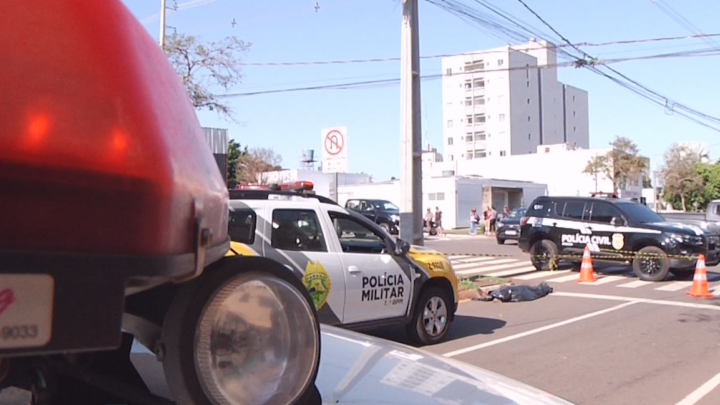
left=441, top=39, right=589, bottom=162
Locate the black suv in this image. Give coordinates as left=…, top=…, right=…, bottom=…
left=496, top=207, right=526, bottom=244
left=344, top=199, right=400, bottom=234
left=518, top=196, right=720, bottom=281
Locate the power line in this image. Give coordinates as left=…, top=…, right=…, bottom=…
left=218, top=48, right=720, bottom=98
left=236, top=32, right=720, bottom=67
left=512, top=0, right=720, bottom=132
left=649, top=0, right=720, bottom=49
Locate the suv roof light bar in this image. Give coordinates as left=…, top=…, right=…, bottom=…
left=228, top=189, right=338, bottom=205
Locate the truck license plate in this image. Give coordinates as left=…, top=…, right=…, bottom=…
left=506, top=230, right=517, bottom=235
left=0, top=274, right=54, bottom=349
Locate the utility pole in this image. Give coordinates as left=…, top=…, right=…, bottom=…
left=652, top=167, right=659, bottom=211
left=399, top=0, right=424, bottom=246
left=159, top=0, right=167, bottom=48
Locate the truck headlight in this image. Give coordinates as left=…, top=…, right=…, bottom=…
left=162, top=257, right=321, bottom=405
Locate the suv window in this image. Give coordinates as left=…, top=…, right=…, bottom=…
left=590, top=203, right=623, bottom=224
left=228, top=208, right=256, bottom=244
left=329, top=212, right=388, bottom=255
left=346, top=200, right=360, bottom=210
left=561, top=201, right=586, bottom=220
left=526, top=200, right=555, bottom=218
left=271, top=209, right=327, bottom=252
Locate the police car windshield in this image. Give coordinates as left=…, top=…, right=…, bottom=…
left=615, top=201, right=665, bottom=223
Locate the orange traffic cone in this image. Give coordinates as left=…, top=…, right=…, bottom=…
left=577, top=245, right=597, bottom=283
left=686, top=255, right=714, bottom=298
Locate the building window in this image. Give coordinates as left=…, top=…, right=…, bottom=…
left=445, top=68, right=452, bottom=76
left=473, top=149, right=486, bottom=159
left=473, top=79, right=485, bottom=88
left=527, top=98, right=530, bottom=104
left=499, top=114, right=505, bottom=122
left=465, top=61, right=484, bottom=72
left=465, top=152, right=473, bottom=160
left=473, top=96, right=484, bottom=105
left=497, top=59, right=504, bottom=66
left=500, top=150, right=506, bottom=156
left=573, top=111, right=576, bottom=117
left=449, top=155, right=454, bottom=161
left=528, top=133, right=531, bottom=140
left=527, top=116, right=531, bottom=122
left=465, top=97, right=472, bottom=106
left=466, top=115, right=473, bottom=125
left=428, top=193, right=436, bottom=201
left=447, top=120, right=453, bottom=128
left=573, top=126, right=576, bottom=132
left=436, top=192, right=445, bottom=201
left=526, top=63, right=530, bottom=78
left=475, top=132, right=486, bottom=141
left=573, top=95, right=576, bottom=101
left=447, top=137, right=454, bottom=145
left=464, top=80, right=472, bottom=89
left=527, top=81, right=530, bottom=87
left=474, top=114, right=485, bottom=123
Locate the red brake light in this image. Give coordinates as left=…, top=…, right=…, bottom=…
left=520, top=217, right=529, bottom=226
left=0, top=0, right=229, bottom=257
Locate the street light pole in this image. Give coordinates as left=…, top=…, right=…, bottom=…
left=159, top=0, right=167, bottom=48
left=399, top=0, right=424, bottom=246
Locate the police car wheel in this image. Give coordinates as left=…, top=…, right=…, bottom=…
left=530, top=239, right=558, bottom=271
left=632, top=246, right=670, bottom=281
left=407, top=286, right=452, bottom=345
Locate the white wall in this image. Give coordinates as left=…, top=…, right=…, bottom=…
left=507, top=51, right=540, bottom=156
left=428, top=147, right=614, bottom=197
left=563, top=85, right=590, bottom=149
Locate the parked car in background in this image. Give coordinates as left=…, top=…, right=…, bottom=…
left=345, top=198, right=401, bottom=234
left=496, top=207, right=526, bottom=244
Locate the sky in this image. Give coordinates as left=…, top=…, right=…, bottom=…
left=120, top=0, right=720, bottom=180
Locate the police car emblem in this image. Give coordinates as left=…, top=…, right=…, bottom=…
left=303, top=261, right=331, bottom=310
left=611, top=233, right=624, bottom=250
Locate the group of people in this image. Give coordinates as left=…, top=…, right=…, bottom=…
left=469, top=206, right=508, bottom=235
left=424, top=207, right=444, bottom=237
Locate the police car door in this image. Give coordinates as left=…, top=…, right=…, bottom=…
left=323, top=208, right=410, bottom=324
left=263, top=205, right=347, bottom=326
left=557, top=200, right=591, bottom=255
left=587, top=201, right=627, bottom=252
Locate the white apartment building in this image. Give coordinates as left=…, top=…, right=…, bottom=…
left=441, top=39, right=589, bottom=162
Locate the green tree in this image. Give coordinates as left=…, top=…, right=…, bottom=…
left=227, top=140, right=247, bottom=188
left=237, top=147, right=283, bottom=184
left=660, top=143, right=706, bottom=211
left=583, top=154, right=607, bottom=193
left=163, top=33, right=251, bottom=122
left=605, top=136, right=648, bottom=192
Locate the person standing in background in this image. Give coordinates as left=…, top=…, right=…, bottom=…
left=489, top=206, right=498, bottom=234
left=484, top=206, right=491, bottom=235
left=434, top=207, right=444, bottom=237
left=469, top=208, right=480, bottom=235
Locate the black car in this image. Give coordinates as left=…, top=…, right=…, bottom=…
left=518, top=196, right=720, bottom=281
left=345, top=198, right=400, bottom=234
left=496, top=207, right=527, bottom=244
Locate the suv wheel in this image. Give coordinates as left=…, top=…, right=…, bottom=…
left=406, top=286, right=451, bottom=345
left=632, top=246, right=670, bottom=281
left=530, top=239, right=558, bottom=271
left=496, top=238, right=506, bottom=245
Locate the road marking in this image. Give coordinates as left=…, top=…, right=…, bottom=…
left=485, top=266, right=538, bottom=277
left=675, top=371, right=720, bottom=405
left=452, top=258, right=513, bottom=270
left=449, top=256, right=498, bottom=263
left=552, top=291, right=720, bottom=311
left=455, top=262, right=526, bottom=275
left=617, top=279, right=654, bottom=288
left=545, top=273, right=581, bottom=283
left=513, top=270, right=570, bottom=280
left=442, top=301, right=637, bottom=357
left=655, top=281, right=693, bottom=291
left=591, top=275, right=628, bottom=285
left=454, top=259, right=518, bottom=272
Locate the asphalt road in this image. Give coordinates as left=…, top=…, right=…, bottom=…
left=365, top=235, right=720, bottom=405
